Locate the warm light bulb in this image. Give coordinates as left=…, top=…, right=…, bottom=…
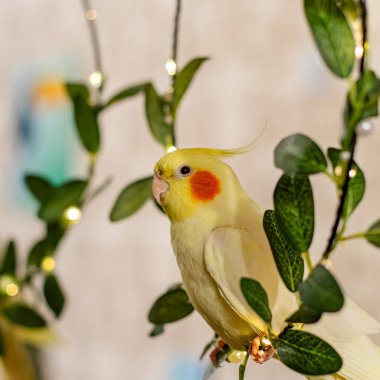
left=355, top=45, right=364, bottom=59
left=340, top=151, right=350, bottom=161
left=42, top=256, right=56, bottom=272
left=165, top=59, right=177, bottom=76
left=0, top=276, right=19, bottom=297
left=334, top=165, right=343, bottom=176
left=227, top=350, right=246, bottom=364
left=86, top=9, right=97, bottom=21
left=349, top=168, right=357, bottom=178
left=5, top=283, right=19, bottom=297
left=89, top=70, right=104, bottom=89
left=357, top=120, right=374, bottom=136
left=261, top=337, right=272, bottom=347
left=63, top=206, right=82, bottom=224
left=166, top=145, right=177, bottom=153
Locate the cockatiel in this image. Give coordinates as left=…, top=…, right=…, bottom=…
left=152, top=146, right=380, bottom=379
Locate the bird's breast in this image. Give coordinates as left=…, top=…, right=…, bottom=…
left=170, top=215, right=255, bottom=350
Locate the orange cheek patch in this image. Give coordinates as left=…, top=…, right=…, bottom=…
left=190, top=171, right=221, bottom=201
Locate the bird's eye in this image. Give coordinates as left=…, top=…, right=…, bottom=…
left=176, top=165, right=193, bottom=177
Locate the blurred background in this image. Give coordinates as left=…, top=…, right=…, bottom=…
left=1, top=1, right=380, bottom=379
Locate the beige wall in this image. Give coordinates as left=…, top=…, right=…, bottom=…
left=1, top=1, right=380, bottom=379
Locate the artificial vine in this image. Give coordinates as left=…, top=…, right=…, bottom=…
left=114, top=1, right=380, bottom=379
left=2, top=1, right=379, bottom=380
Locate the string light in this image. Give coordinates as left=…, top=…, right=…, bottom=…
left=166, top=145, right=177, bottom=153
left=42, top=256, right=56, bottom=272
left=63, top=206, right=82, bottom=224
left=334, top=165, right=343, bottom=176
left=5, top=283, right=19, bottom=297
left=339, top=151, right=351, bottom=161
left=165, top=59, right=177, bottom=76
left=355, top=45, right=364, bottom=59
left=357, top=120, right=374, bottom=136
left=86, top=9, right=97, bottom=21
left=227, top=350, right=246, bottom=364
left=89, top=70, right=104, bottom=89
left=349, top=168, right=357, bottom=178
left=0, top=276, right=19, bottom=297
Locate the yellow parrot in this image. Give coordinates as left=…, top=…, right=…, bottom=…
left=152, top=146, right=380, bottom=380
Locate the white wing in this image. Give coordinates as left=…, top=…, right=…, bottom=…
left=306, top=299, right=380, bottom=380
left=204, top=226, right=280, bottom=333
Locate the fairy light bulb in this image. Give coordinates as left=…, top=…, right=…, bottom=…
left=355, top=45, right=364, bottom=59
left=0, top=276, right=19, bottom=297
left=5, top=283, right=19, bottom=297
left=334, top=165, right=343, bottom=176
left=349, top=168, right=357, bottom=178
left=63, top=206, right=82, bottom=224
left=165, top=59, right=177, bottom=76
left=340, top=151, right=351, bottom=161
left=166, top=145, right=177, bottom=153
left=86, top=9, right=97, bottom=21
left=357, top=120, right=375, bottom=136
left=89, top=70, right=104, bottom=89
left=42, top=256, right=56, bottom=272
left=227, top=350, right=246, bottom=364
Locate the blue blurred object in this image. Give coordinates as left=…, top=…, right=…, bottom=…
left=10, top=57, right=83, bottom=210
left=168, top=353, right=205, bottom=380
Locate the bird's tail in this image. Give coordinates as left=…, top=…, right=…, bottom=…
left=305, top=298, right=380, bottom=380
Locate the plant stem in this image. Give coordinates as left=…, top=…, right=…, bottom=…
left=80, top=0, right=104, bottom=101
left=340, top=232, right=366, bottom=241
left=165, top=0, right=182, bottom=150
left=302, top=251, right=313, bottom=272
left=322, top=0, right=367, bottom=260
left=171, top=0, right=182, bottom=86
left=238, top=350, right=249, bottom=380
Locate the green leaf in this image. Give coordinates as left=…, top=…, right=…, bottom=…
left=66, top=83, right=89, bottom=99
left=148, top=288, right=194, bottom=325
left=173, top=57, right=209, bottom=110
left=144, top=83, right=173, bottom=147
left=103, top=82, right=148, bottom=109
left=38, top=180, right=87, bottom=223
left=304, top=0, right=355, bottom=78
left=342, top=70, right=380, bottom=149
left=274, top=175, right=314, bottom=252
left=44, top=274, right=65, bottom=317
left=240, top=277, right=272, bottom=323
left=239, top=351, right=249, bottom=380
left=278, top=329, right=342, bottom=375
left=24, top=175, right=55, bottom=204
left=299, top=265, right=344, bottom=313
left=3, top=304, right=47, bottom=328
left=1, top=241, right=17, bottom=276
left=263, top=210, right=304, bottom=292
left=149, top=324, right=164, bottom=337
left=366, top=220, right=380, bottom=248
left=46, top=223, right=66, bottom=250
left=327, top=148, right=365, bottom=219
left=336, top=0, right=360, bottom=19
left=110, top=176, right=153, bottom=222
left=27, top=240, right=50, bottom=268
left=66, top=83, right=100, bottom=154
left=274, top=134, right=327, bottom=176
left=286, top=305, right=322, bottom=324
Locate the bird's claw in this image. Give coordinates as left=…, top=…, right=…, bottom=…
left=249, top=334, right=274, bottom=364
left=209, top=339, right=226, bottom=367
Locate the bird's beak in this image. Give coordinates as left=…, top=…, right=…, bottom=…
left=152, top=173, right=169, bottom=206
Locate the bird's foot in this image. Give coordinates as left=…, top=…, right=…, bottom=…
left=209, top=339, right=227, bottom=367
left=249, top=334, right=274, bottom=364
